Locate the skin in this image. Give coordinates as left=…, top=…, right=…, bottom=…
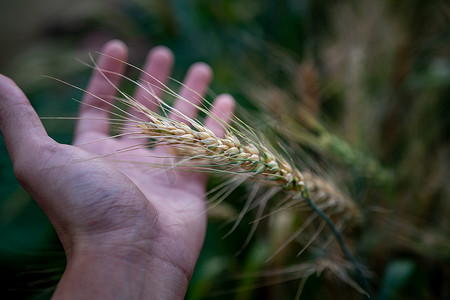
left=0, top=40, right=235, bottom=299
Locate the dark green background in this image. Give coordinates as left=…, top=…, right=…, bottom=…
left=0, top=0, right=449, bottom=299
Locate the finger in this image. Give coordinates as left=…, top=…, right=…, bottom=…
left=204, top=94, right=235, bottom=138
left=75, top=40, right=128, bottom=140
left=0, top=74, right=51, bottom=165
left=134, top=46, right=174, bottom=113
left=169, top=63, right=212, bottom=123
left=121, top=47, right=174, bottom=140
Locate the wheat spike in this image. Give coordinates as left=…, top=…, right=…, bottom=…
left=137, top=107, right=306, bottom=192
left=130, top=98, right=359, bottom=226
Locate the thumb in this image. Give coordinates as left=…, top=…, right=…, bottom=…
left=0, top=74, right=51, bottom=165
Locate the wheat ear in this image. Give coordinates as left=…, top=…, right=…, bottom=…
left=138, top=114, right=305, bottom=190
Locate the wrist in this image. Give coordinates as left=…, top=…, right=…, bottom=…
left=54, top=241, right=190, bottom=299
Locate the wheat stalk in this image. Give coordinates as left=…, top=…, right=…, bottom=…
left=130, top=97, right=368, bottom=293
left=124, top=95, right=360, bottom=225
left=72, top=53, right=357, bottom=223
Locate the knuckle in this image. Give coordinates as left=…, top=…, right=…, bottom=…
left=13, top=139, right=60, bottom=185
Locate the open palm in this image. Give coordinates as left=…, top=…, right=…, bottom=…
left=0, top=40, right=234, bottom=299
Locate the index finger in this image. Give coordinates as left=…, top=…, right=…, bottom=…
left=75, top=40, right=128, bottom=140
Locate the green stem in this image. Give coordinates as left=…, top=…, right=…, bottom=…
left=302, top=188, right=372, bottom=298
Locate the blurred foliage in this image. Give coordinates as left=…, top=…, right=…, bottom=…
left=0, top=0, right=449, bottom=299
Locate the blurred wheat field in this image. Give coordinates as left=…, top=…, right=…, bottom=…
left=0, top=0, right=449, bottom=299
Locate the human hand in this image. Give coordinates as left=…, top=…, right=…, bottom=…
left=0, top=40, right=234, bottom=299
